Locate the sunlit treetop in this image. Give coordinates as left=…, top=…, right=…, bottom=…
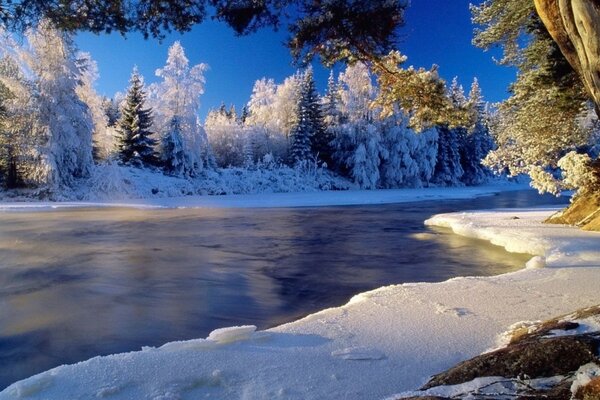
left=0, top=0, right=407, bottom=65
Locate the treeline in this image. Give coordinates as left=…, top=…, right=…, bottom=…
left=205, top=63, right=495, bottom=189
left=0, top=22, right=495, bottom=194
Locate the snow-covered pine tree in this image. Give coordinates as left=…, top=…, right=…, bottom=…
left=323, top=70, right=342, bottom=126
left=432, top=124, right=464, bottom=186
left=239, top=105, right=249, bottom=124
left=460, top=78, right=494, bottom=185
left=289, top=85, right=313, bottom=165
left=116, top=68, right=158, bottom=167
left=161, top=115, right=186, bottom=176
left=102, top=97, right=120, bottom=127
left=149, top=41, right=209, bottom=175
left=302, top=70, right=332, bottom=166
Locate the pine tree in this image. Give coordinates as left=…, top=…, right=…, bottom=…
left=302, top=70, right=332, bottom=166
left=161, top=116, right=186, bottom=176
left=323, top=70, right=342, bottom=126
left=460, top=78, right=494, bottom=185
left=289, top=87, right=313, bottom=165
left=432, top=125, right=464, bottom=186
left=102, top=97, right=120, bottom=127
left=116, top=69, right=158, bottom=167
left=239, top=105, right=249, bottom=124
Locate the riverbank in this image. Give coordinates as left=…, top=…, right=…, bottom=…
left=0, top=181, right=527, bottom=210
left=2, top=204, right=599, bottom=399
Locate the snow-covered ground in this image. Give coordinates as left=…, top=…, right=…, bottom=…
left=2, top=203, right=599, bottom=400
left=0, top=182, right=527, bottom=210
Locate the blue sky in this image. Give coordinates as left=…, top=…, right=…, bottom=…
left=75, top=0, right=516, bottom=120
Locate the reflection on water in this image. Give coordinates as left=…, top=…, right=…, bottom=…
left=0, top=190, right=568, bottom=388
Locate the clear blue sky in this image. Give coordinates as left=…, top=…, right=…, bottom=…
left=75, top=0, right=516, bottom=121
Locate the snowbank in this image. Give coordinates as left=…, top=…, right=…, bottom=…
left=0, top=182, right=528, bottom=211
left=426, top=208, right=600, bottom=267
left=2, top=206, right=600, bottom=399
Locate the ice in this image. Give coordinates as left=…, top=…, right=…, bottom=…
left=206, top=325, right=257, bottom=344
left=331, top=346, right=385, bottom=360
left=526, top=255, right=546, bottom=269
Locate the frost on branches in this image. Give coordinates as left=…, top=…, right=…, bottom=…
left=149, top=41, right=211, bottom=175
left=26, top=22, right=94, bottom=188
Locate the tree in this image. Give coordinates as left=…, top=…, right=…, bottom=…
left=0, top=1, right=407, bottom=66
left=204, top=107, right=244, bottom=167
left=533, top=0, right=600, bottom=114
left=76, top=52, right=114, bottom=162
left=25, top=21, right=94, bottom=188
left=149, top=41, right=209, bottom=174
left=473, top=1, right=595, bottom=194
left=432, top=125, right=464, bottom=186
left=161, top=116, right=186, bottom=176
left=289, top=89, right=313, bottom=165
left=116, top=68, right=158, bottom=167
left=301, top=70, right=332, bottom=166
left=372, top=51, right=468, bottom=131
left=460, top=78, right=494, bottom=185
left=323, top=70, right=343, bottom=126
left=102, top=97, right=121, bottom=127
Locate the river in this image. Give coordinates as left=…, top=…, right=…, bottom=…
left=0, top=190, right=568, bottom=388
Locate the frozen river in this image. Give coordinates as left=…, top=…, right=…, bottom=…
left=0, top=190, right=567, bottom=388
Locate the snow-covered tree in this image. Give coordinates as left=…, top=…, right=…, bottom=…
left=149, top=41, right=210, bottom=175
left=116, top=68, right=158, bottom=167
left=76, top=52, right=115, bottom=162
left=322, top=70, right=343, bottom=127
left=460, top=78, right=494, bottom=185
left=25, top=21, right=94, bottom=187
left=160, top=115, right=186, bottom=176
left=102, top=97, right=120, bottom=127
left=300, top=70, right=332, bottom=166
left=205, top=107, right=245, bottom=167
left=289, top=92, right=313, bottom=165
left=0, top=54, right=37, bottom=188
left=432, top=125, right=463, bottom=186
left=245, top=76, right=295, bottom=161
left=338, top=62, right=375, bottom=123
left=379, top=115, right=421, bottom=188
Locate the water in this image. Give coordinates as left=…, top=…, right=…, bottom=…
left=0, top=190, right=568, bottom=389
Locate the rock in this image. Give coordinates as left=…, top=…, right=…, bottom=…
left=397, top=397, right=451, bottom=400
left=422, top=336, right=599, bottom=389
left=518, top=379, right=573, bottom=400
left=546, top=192, right=600, bottom=231
left=575, top=376, right=600, bottom=400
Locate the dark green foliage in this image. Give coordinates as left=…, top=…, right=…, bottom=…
left=116, top=70, right=158, bottom=167
left=0, top=0, right=406, bottom=65
left=303, top=72, right=332, bottom=166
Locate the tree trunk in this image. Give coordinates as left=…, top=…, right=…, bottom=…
left=534, top=0, right=600, bottom=111
left=534, top=1, right=600, bottom=230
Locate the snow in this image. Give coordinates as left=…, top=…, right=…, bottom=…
left=0, top=182, right=527, bottom=211
left=425, top=208, right=600, bottom=267
left=2, top=203, right=600, bottom=399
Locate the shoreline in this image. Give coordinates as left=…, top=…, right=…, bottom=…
left=2, top=205, right=599, bottom=399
